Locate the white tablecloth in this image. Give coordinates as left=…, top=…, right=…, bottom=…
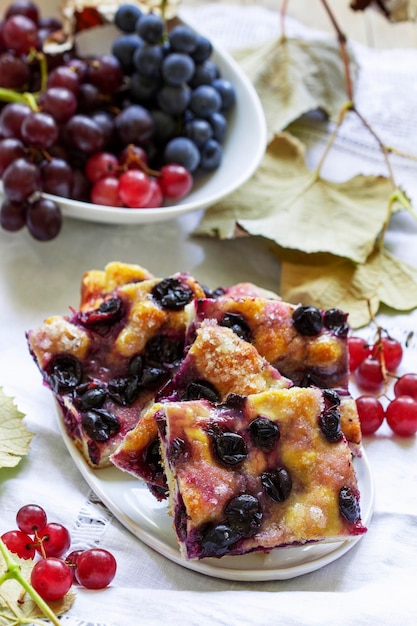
left=1, top=4, right=417, bottom=625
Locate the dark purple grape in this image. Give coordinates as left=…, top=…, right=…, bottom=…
left=0, top=51, right=30, bottom=88
left=86, top=54, right=124, bottom=94
left=199, top=523, right=241, bottom=557
left=339, top=486, right=360, bottom=522
left=64, top=115, right=104, bottom=154
left=38, top=87, right=77, bottom=124
left=114, top=104, right=155, bottom=146
left=47, top=65, right=80, bottom=93
left=151, top=277, right=194, bottom=310
left=0, top=102, right=32, bottom=139
left=90, top=111, right=116, bottom=148
left=292, top=305, right=323, bottom=336
left=181, top=380, right=220, bottom=403
left=2, top=14, right=38, bottom=55
left=219, top=312, right=252, bottom=342
left=0, top=137, right=26, bottom=175
left=2, top=158, right=41, bottom=202
left=211, top=430, right=248, bottom=466
left=21, top=111, right=59, bottom=149
left=261, top=468, right=292, bottom=502
left=81, top=408, right=120, bottom=442
left=224, top=494, right=262, bottom=537
left=26, top=197, right=62, bottom=241
left=48, top=355, right=82, bottom=394
left=5, top=1, right=39, bottom=25
left=41, top=158, right=73, bottom=198
left=319, top=408, right=343, bottom=442
left=0, top=198, right=27, bottom=231
left=70, top=169, right=91, bottom=202
left=76, top=82, right=101, bottom=112
left=249, top=417, right=280, bottom=450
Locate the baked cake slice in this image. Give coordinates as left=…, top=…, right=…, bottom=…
left=155, top=387, right=366, bottom=560
left=110, top=320, right=291, bottom=496
left=186, top=295, right=362, bottom=451
left=27, top=271, right=206, bottom=468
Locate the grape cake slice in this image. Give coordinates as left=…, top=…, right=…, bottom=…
left=154, top=387, right=366, bottom=560
left=110, top=320, right=291, bottom=495
left=27, top=270, right=206, bottom=468
left=186, top=295, right=362, bottom=452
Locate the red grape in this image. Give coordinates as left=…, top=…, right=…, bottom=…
left=394, top=373, right=417, bottom=401
left=2, top=157, right=41, bottom=202
left=355, top=357, right=384, bottom=392
left=76, top=548, right=117, bottom=589
left=35, top=522, right=71, bottom=557
left=372, top=336, right=403, bottom=371
left=2, top=14, right=38, bottom=55
left=142, top=178, right=163, bottom=208
left=347, top=336, right=371, bottom=372
left=118, top=169, right=152, bottom=207
left=26, top=198, right=62, bottom=241
left=31, top=557, right=73, bottom=601
left=86, top=151, right=119, bottom=183
left=91, top=176, right=123, bottom=206
left=16, top=503, right=47, bottom=534
left=159, top=163, right=193, bottom=199
left=0, top=198, right=27, bottom=231
left=1, top=529, right=35, bottom=559
left=385, top=396, right=417, bottom=437
left=355, top=395, right=385, bottom=435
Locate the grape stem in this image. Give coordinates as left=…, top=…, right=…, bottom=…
left=0, top=538, right=61, bottom=626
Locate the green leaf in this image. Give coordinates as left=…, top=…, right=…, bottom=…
left=279, top=247, right=417, bottom=328
left=0, top=388, right=33, bottom=468
left=196, top=133, right=394, bottom=264
left=232, top=36, right=357, bottom=141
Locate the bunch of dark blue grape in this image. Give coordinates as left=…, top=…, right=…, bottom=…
left=112, top=3, right=236, bottom=174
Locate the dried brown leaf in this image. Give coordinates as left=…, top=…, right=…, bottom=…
left=232, top=36, right=357, bottom=141
left=279, top=247, right=417, bottom=328
left=197, top=133, right=393, bottom=264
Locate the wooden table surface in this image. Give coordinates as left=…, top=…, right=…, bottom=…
left=184, top=0, right=417, bottom=49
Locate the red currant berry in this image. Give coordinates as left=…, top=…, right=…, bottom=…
left=76, top=548, right=117, bottom=589
left=355, top=395, right=385, bottom=435
left=16, top=504, right=47, bottom=535
left=36, top=522, right=71, bottom=558
left=355, top=357, right=384, bottom=392
left=372, top=336, right=403, bottom=371
left=1, top=530, right=35, bottom=559
left=394, top=373, right=417, bottom=401
left=347, top=336, right=370, bottom=372
left=31, top=557, right=73, bottom=601
left=385, top=396, right=417, bottom=437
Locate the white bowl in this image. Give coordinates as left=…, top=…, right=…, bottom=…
left=0, top=10, right=267, bottom=225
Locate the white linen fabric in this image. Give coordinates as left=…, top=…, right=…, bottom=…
left=1, top=4, right=417, bottom=625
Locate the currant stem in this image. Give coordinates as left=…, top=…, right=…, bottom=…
left=313, top=101, right=351, bottom=178
left=0, top=538, right=61, bottom=626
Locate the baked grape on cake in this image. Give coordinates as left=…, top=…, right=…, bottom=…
left=27, top=271, right=206, bottom=468
left=110, top=320, right=291, bottom=496
left=154, top=387, right=366, bottom=559
left=185, top=295, right=362, bottom=451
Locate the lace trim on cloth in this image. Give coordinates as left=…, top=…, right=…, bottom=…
left=70, top=491, right=114, bottom=551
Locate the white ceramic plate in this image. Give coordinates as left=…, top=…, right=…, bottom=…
left=0, top=21, right=267, bottom=225
left=58, top=416, right=374, bottom=582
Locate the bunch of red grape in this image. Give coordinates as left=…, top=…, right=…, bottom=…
left=1, top=503, right=116, bottom=600
left=349, top=333, right=417, bottom=437
left=0, top=1, right=236, bottom=240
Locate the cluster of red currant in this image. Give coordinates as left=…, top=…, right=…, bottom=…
left=1, top=503, right=116, bottom=601
left=349, top=333, right=417, bottom=436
